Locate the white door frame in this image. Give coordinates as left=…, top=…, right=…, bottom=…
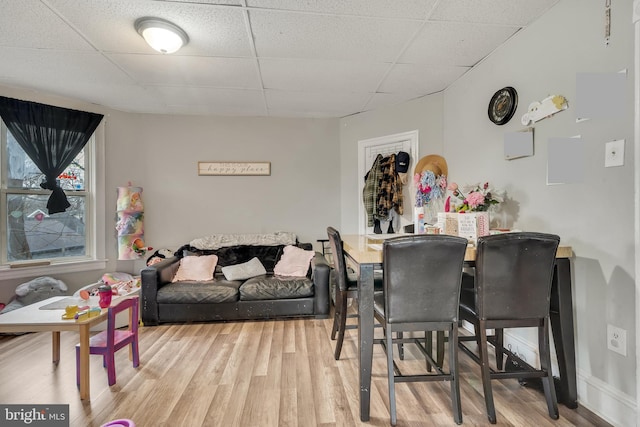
left=357, top=130, right=419, bottom=235
left=633, top=1, right=640, bottom=423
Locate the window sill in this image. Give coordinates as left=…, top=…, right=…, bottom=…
left=0, top=259, right=107, bottom=280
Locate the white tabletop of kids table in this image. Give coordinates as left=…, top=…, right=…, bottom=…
left=0, top=292, right=137, bottom=400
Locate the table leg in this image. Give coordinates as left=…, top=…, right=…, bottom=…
left=550, top=258, right=578, bottom=408
left=79, top=324, right=91, bottom=400
left=52, top=331, right=60, bottom=364
left=358, top=263, right=375, bottom=421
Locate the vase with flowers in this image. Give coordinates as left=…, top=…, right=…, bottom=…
left=413, top=171, right=447, bottom=231
left=443, top=182, right=503, bottom=241
left=446, top=181, right=502, bottom=212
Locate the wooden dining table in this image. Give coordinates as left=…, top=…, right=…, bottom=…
left=341, top=233, right=576, bottom=422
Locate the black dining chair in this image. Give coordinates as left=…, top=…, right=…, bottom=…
left=458, top=232, right=561, bottom=424
left=326, top=226, right=383, bottom=360
left=374, top=234, right=468, bottom=426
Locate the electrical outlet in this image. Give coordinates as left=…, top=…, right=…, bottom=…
left=607, top=324, right=627, bottom=356
left=605, top=140, right=625, bottom=167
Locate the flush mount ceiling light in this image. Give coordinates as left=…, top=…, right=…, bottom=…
left=135, top=17, right=188, bottom=54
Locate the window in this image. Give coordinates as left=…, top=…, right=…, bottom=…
left=0, top=119, right=104, bottom=272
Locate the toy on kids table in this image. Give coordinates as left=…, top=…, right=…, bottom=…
left=74, top=272, right=141, bottom=302
left=98, top=284, right=113, bottom=309
left=0, top=276, right=68, bottom=314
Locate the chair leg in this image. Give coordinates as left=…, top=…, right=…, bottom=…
left=105, top=353, right=116, bottom=386
left=539, top=319, right=559, bottom=419
left=449, top=325, right=463, bottom=424
left=436, top=331, right=445, bottom=368
left=386, top=330, right=397, bottom=426
left=132, top=339, right=140, bottom=368
left=494, top=328, right=504, bottom=370
left=75, top=346, right=80, bottom=388
left=334, top=292, right=349, bottom=360
left=425, top=331, right=433, bottom=371
left=330, top=291, right=342, bottom=340
left=397, top=331, right=404, bottom=360
left=472, top=318, right=482, bottom=361
left=479, top=320, right=497, bottom=424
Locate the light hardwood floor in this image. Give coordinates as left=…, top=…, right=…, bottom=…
left=0, top=315, right=610, bottom=427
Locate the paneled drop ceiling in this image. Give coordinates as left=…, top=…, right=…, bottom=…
left=0, top=0, right=560, bottom=118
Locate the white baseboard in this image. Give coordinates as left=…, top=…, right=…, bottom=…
left=505, top=333, right=638, bottom=426
left=460, top=322, right=637, bottom=426
left=576, top=370, right=637, bottom=427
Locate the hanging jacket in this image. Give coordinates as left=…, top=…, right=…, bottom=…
left=363, top=154, right=383, bottom=227
left=377, top=153, right=403, bottom=220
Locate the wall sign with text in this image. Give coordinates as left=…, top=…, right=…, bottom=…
left=198, top=161, right=271, bottom=176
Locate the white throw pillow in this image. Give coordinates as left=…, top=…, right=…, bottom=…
left=221, top=257, right=267, bottom=281
left=274, top=245, right=315, bottom=277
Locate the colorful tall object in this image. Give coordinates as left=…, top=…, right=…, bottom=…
left=116, top=185, right=149, bottom=260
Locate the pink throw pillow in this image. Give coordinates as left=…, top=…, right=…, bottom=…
left=274, top=245, right=315, bottom=277
left=172, top=255, right=218, bottom=282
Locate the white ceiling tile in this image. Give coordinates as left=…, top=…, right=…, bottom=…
left=109, top=54, right=261, bottom=88
left=64, top=84, right=166, bottom=113
left=0, top=47, right=133, bottom=86
left=155, top=86, right=267, bottom=113
left=0, top=0, right=94, bottom=50
left=266, top=109, right=346, bottom=118
left=260, top=58, right=390, bottom=92
left=400, top=22, right=518, bottom=66
left=247, top=0, right=438, bottom=19
left=250, top=10, right=422, bottom=62
left=379, top=64, right=470, bottom=95
left=0, top=77, right=160, bottom=113
left=364, top=92, right=424, bottom=112
left=430, top=0, right=560, bottom=26
left=168, top=0, right=243, bottom=5
left=162, top=103, right=268, bottom=116
left=265, top=90, right=371, bottom=115
left=46, top=0, right=253, bottom=56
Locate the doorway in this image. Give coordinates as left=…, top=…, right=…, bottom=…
left=357, top=130, right=419, bottom=235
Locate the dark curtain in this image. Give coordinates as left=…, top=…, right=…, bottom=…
left=0, top=96, right=104, bottom=214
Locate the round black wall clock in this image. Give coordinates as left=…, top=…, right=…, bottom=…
left=488, top=86, right=518, bottom=125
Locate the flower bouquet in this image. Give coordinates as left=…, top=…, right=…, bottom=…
left=446, top=182, right=502, bottom=212
left=414, top=171, right=447, bottom=208
left=440, top=182, right=503, bottom=243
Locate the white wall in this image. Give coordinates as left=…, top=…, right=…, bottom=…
left=104, top=111, right=340, bottom=255
left=444, top=1, right=636, bottom=424
left=339, top=0, right=637, bottom=425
